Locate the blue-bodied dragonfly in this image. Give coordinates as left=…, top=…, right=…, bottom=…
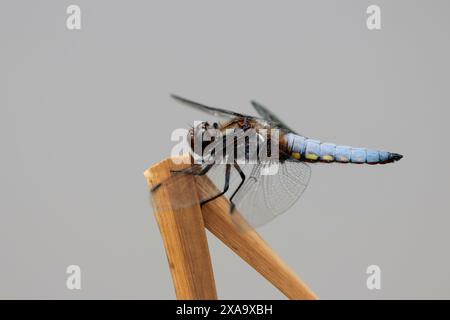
left=151, top=94, right=403, bottom=228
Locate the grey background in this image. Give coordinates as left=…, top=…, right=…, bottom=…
left=1, top=0, right=449, bottom=299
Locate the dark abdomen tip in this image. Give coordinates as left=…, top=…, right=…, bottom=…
left=389, top=153, right=403, bottom=162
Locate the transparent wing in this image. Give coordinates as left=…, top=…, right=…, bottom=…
left=171, top=94, right=253, bottom=119
left=251, top=100, right=299, bottom=134
left=231, top=159, right=311, bottom=229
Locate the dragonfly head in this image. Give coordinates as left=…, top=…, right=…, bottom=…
left=188, top=121, right=220, bottom=158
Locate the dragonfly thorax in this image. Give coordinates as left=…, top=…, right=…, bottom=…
left=187, top=119, right=285, bottom=165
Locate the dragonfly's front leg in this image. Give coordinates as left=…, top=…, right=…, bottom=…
left=200, top=164, right=231, bottom=206
left=152, top=164, right=214, bottom=192
left=170, top=164, right=214, bottom=176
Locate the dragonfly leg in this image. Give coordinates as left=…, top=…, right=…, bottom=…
left=154, top=165, right=214, bottom=193
left=200, top=164, right=231, bottom=206
left=193, top=164, right=214, bottom=176
left=229, top=162, right=246, bottom=214
left=170, top=164, right=213, bottom=176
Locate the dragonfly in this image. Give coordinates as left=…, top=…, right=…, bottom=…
left=151, top=94, right=403, bottom=228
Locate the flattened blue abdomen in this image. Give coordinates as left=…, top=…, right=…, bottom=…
left=286, top=133, right=401, bottom=164
left=335, top=145, right=351, bottom=162
left=351, top=148, right=366, bottom=163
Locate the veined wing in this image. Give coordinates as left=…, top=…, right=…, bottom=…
left=231, top=159, right=311, bottom=229
left=251, top=100, right=299, bottom=134
left=200, top=128, right=311, bottom=229
left=171, top=94, right=253, bottom=119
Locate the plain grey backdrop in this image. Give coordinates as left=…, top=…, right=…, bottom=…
left=1, top=0, right=449, bottom=299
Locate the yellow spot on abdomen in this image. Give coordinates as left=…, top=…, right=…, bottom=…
left=322, top=155, right=334, bottom=161
left=291, top=152, right=301, bottom=159
left=305, top=153, right=318, bottom=161
left=337, top=156, right=349, bottom=162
